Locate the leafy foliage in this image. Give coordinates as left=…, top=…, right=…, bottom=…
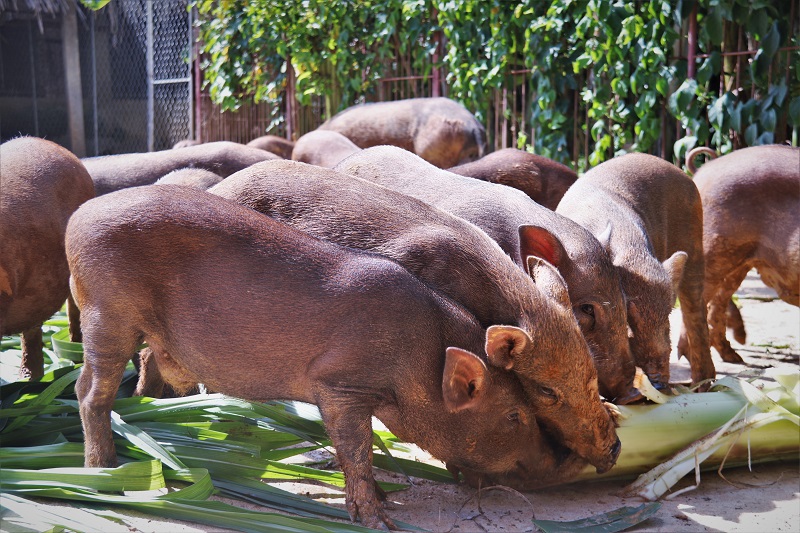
left=77, top=0, right=798, bottom=167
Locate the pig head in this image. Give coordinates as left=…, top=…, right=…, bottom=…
left=681, top=145, right=799, bottom=363
left=448, top=148, right=578, bottom=210
left=336, top=145, right=639, bottom=405
left=557, top=152, right=713, bottom=388
left=82, top=141, right=280, bottom=196
left=319, top=97, right=486, bottom=168
left=68, top=184, right=585, bottom=529
left=0, top=137, right=95, bottom=379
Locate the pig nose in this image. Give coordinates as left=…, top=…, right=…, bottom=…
left=595, top=437, right=622, bottom=475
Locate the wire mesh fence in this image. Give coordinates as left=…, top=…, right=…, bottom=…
left=0, top=0, right=192, bottom=156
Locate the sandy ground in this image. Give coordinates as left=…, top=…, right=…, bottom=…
left=3, top=271, right=798, bottom=532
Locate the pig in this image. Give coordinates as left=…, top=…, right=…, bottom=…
left=154, top=168, right=224, bottom=190
left=246, top=135, right=295, bottom=159
left=557, top=153, right=713, bottom=388
left=291, top=130, right=361, bottom=168
left=82, top=141, right=280, bottom=196
left=679, top=145, right=799, bottom=362
left=448, top=148, right=578, bottom=210
left=318, top=97, right=486, bottom=168
left=335, top=146, right=639, bottom=404
left=0, top=137, right=95, bottom=379
left=206, top=159, right=620, bottom=473
left=66, top=184, right=596, bottom=529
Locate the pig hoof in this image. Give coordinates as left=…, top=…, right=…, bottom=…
left=720, top=347, right=745, bottom=364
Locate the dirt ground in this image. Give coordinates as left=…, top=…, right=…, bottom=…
left=6, top=271, right=799, bottom=532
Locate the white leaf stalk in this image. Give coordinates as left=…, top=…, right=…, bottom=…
left=621, top=374, right=800, bottom=500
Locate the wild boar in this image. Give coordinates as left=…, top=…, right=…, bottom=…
left=207, top=159, right=621, bottom=474
left=82, top=141, right=279, bottom=196
left=291, top=130, right=361, bottom=168
left=681, top=145, right=799, bottom=362
left=557, top=153, right=713, bottom=389
left=67, top=184, right=590, bottom=529
left=335, top=146, right=639, bottom=404
left=318, top=97, right=486, bottom=168
left=448, top=148, right=578, bottom=210
left=0, top=137, right=95, bottom=378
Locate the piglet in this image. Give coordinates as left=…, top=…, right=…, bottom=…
left=1, top=137, right=94, bottom=378
left=681, top=145, right=799, bottom=362
left=557, top=153, right=713, bottom=388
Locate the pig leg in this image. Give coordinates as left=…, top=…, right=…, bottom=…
left=315, top=395, right=395, bottom=530
left=706, top=266, right=749, bottom=364
left=19, top=325, right=44, bottom=380
left=77, top=324, right=141, bottom=468
left=677, top=259, right=715, bottom=385
left=133, top=347, right=166, bottom=398
left=67, top=294, right=82, bottom=343
left=726, top=299, right=746, bottom=344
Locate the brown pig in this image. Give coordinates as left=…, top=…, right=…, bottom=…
left=448, top=148, right=578, bottom=210
left=0, top=137, right=95, bottom=378
left=557, top=153, right=713, bottom=388
left=680, top=145, right=799, bottom=362
left=291, top=130, right=362, bottom=168
left=207, top=159, right=620, bottom=475
left=82, top=141, right=279, bottom=196
left=318, top=97, right=486, bottom=168
left=335, top=146, right=639, bottom=405
left=67, top=185, right=584, bottom=529
left=246, top=134, right=295, bottom=159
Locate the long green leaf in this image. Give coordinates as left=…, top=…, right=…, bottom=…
left=1, top=461, right=165, bottom=492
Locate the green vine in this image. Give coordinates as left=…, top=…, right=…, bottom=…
left=185, top=0, right=798, bottom=166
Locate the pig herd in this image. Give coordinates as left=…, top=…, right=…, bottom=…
left=1, top=96, right=798, bottom=529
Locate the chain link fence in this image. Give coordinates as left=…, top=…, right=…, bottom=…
left=0, top=0, right=192, bottom=156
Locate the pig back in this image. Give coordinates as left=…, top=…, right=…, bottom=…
left=83, top=141, right=280, bottom=195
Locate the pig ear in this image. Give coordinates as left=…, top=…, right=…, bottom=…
left=443, top=347, right=488, bottom=412
left=526, top=256, right=572, bottom=309
left=597, top=222, right=613, bottom=250
left=518, top=225, right=565, bottom=269
left=662, top=251, right=688, bottom=296
left=485, top=325, right=533, bottom=370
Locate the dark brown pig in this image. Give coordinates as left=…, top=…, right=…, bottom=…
left=557, top=153, right=713, bottom=388
left=335, top=146, right=639, bottom=404
left=207, top=159, right=621, bottom=474
left=319, top=97, right=486, bottom=168
left=67, top=185, right=583, bottom=529
left=291, top=130, right=361, bottom=168
left=679, top=145, right=799, bottom=362
left=155, top=168, right=224, bottom=189
left=0, top=137, right=95, bottom=378
left=82, top=141, right=279, bottom=196
left=448, top=148, right=578, bottom=210
left=246, top=134, right=295, bottom=159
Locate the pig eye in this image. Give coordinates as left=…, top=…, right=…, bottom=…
left=580, top=304, right=595, bottom=317
left=539, top=385, right=556, bottom=397
left=506, top=411, right=521, bottom=423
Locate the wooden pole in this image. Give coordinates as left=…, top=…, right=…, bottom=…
left=62, top=2, right=86, bottom=156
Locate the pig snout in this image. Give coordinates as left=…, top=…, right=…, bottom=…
left=595, top=437, right=622, bottom=474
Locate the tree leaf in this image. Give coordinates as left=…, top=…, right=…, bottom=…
left=531, top=502, right=662, bottom=533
